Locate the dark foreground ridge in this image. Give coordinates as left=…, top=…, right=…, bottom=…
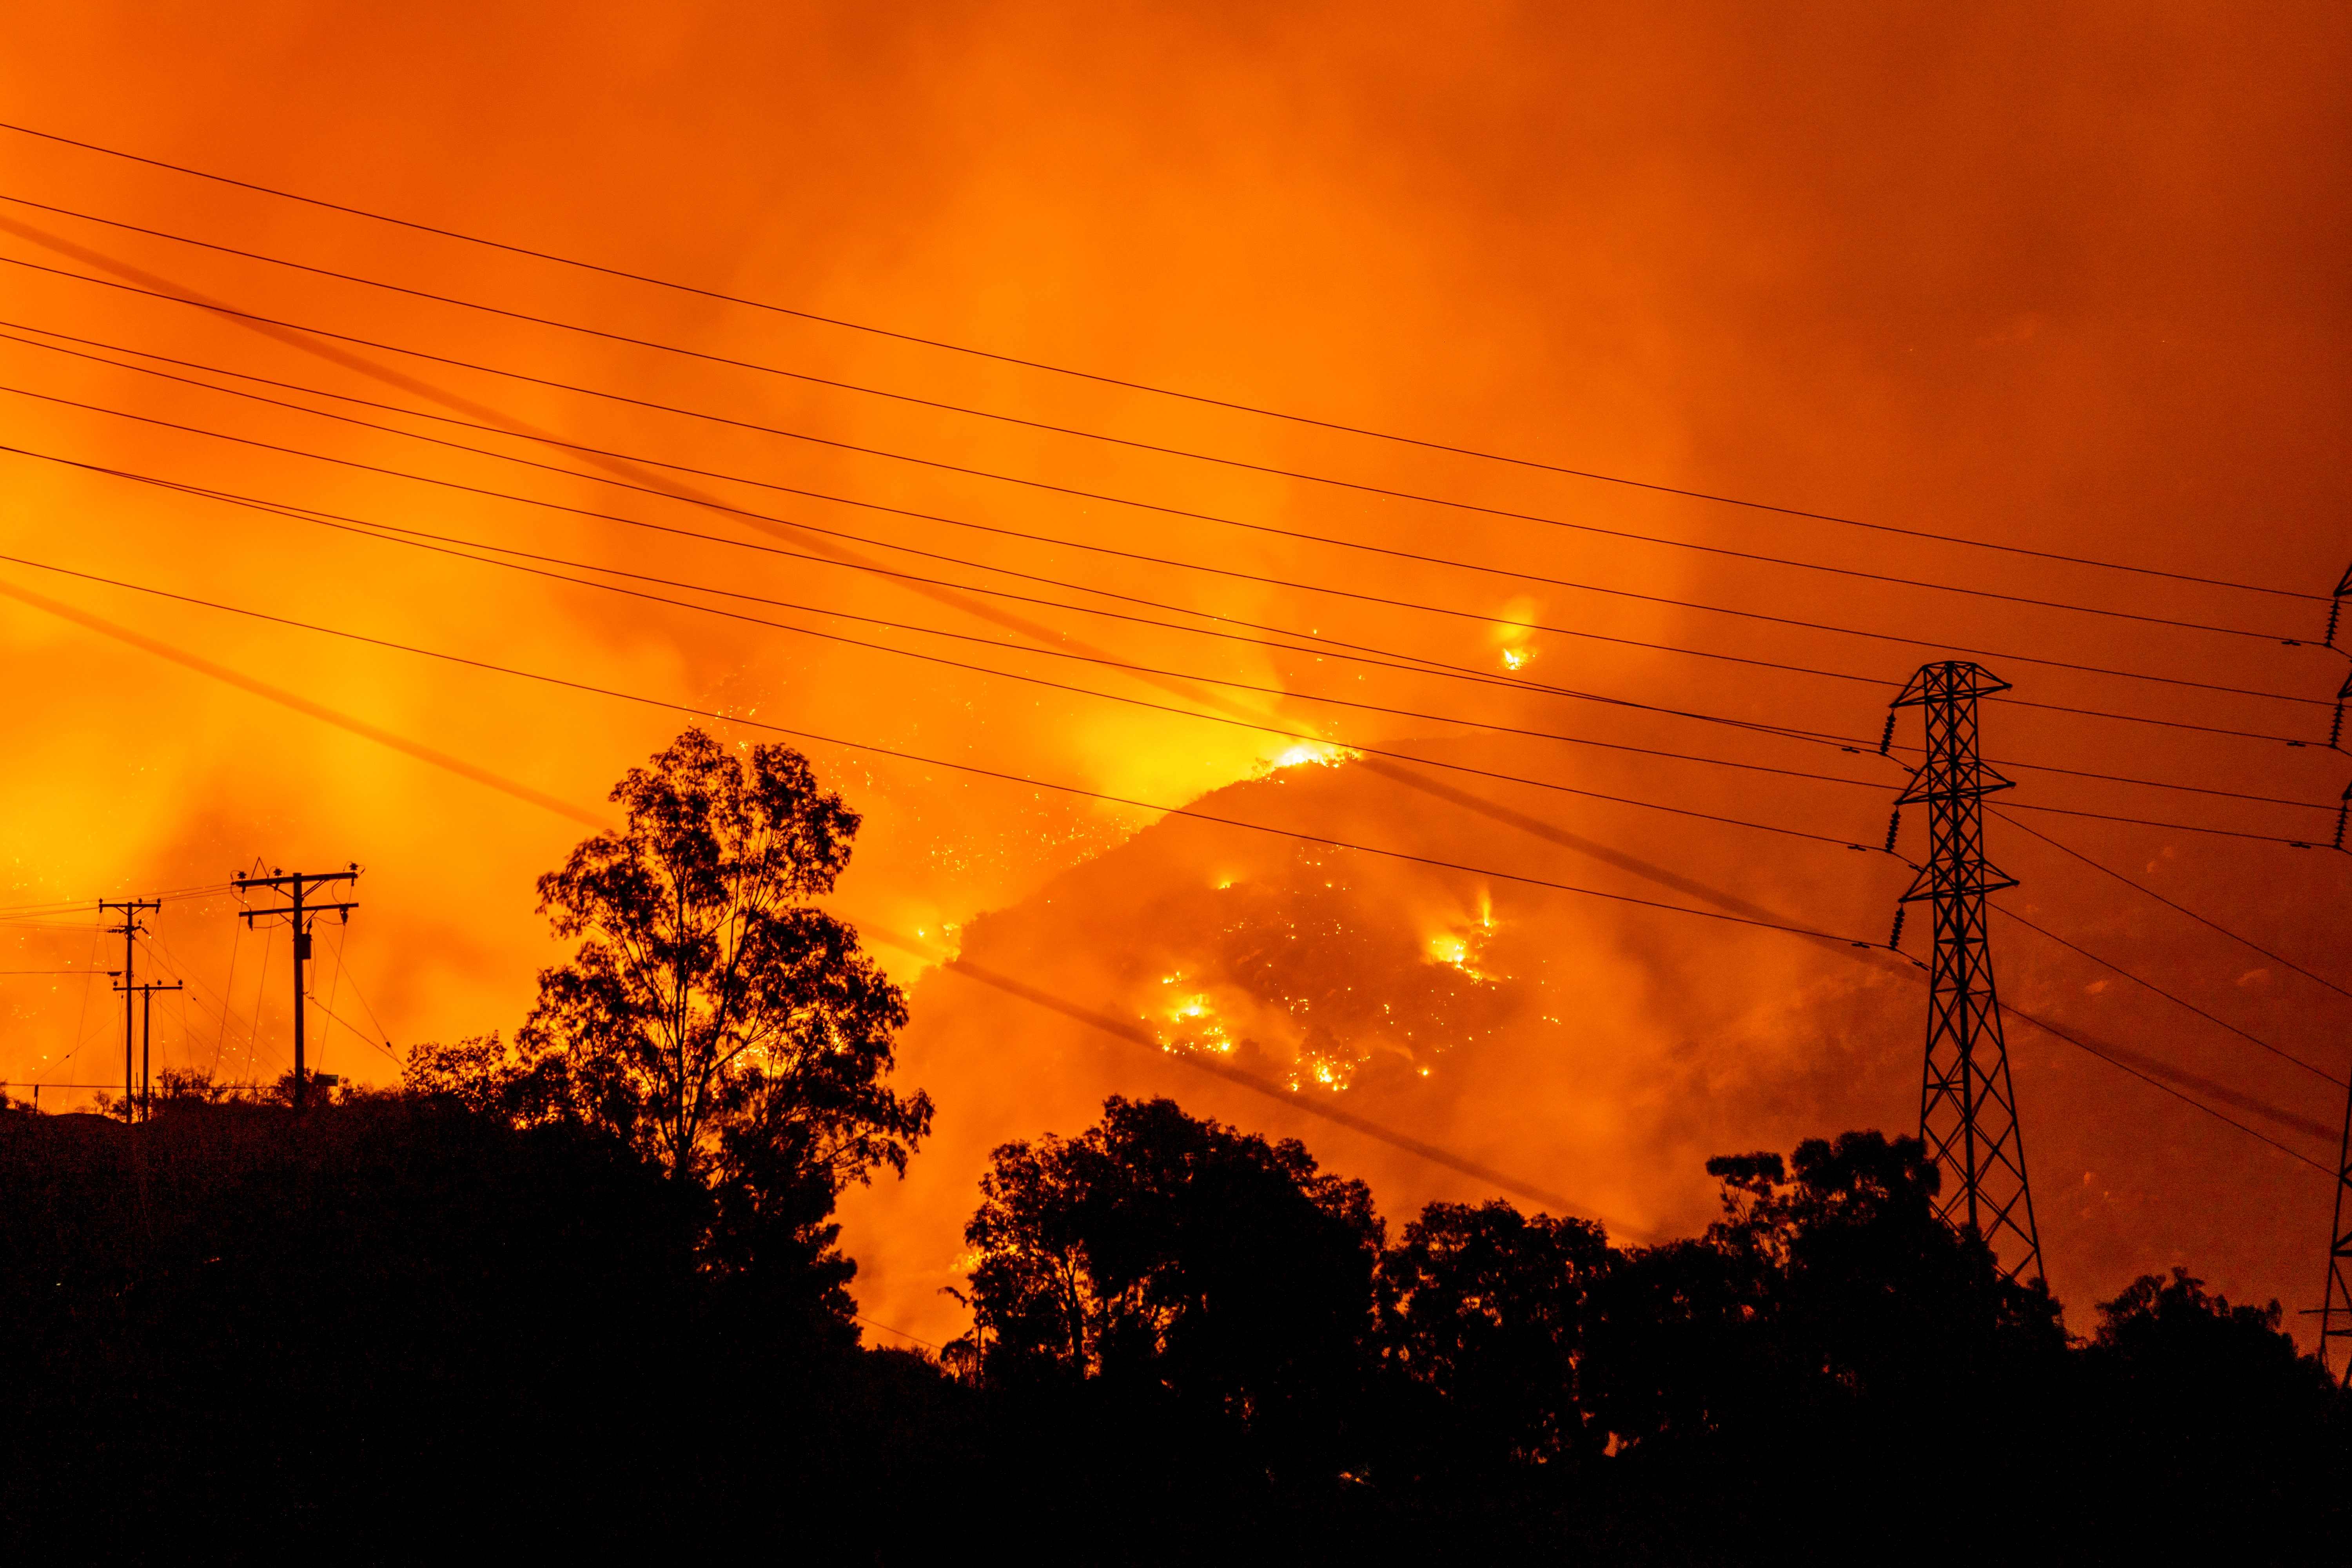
left=2, top=1088, right=2341, bottom=1563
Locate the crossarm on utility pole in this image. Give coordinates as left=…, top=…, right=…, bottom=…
left=231, top=865, right=359, bottom=1108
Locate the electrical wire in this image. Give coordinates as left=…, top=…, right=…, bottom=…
left=212, top=915, right=242, bottom=1076
left=5, top=316, right=2324, bottom=712
left=25, top=458, right=2334, bottom=856
left=0, top=124, right=2318, bottom=605
left=332, top=940, right=397, bottom=1059
left=21, top=457, right=2319, bottom=845
left=0, top=881, right=235, bottom=918
left=1902, top=751, right=2330, bottom=813
left=0, top=548, right=1876, bottom=943
left=0, top=557, right=2320, bottom=1178
left=0, top=373, right=1949, bottom=699
left=855, top=1314, right=942, bottom=1352
left=149, top=462, right=2346, bottom=827
left=1996, top=1000, right=2332, bottom=1174
left=48, top=459, right=1921, bottom=809
left=26, top=434, right=2331, bottom=820
left=0, top=265, right=2302, bottom=650
left=0, top=379, right=2316, bottom=751
left=51, top=921, right=102, bottom=1087
left=1992, top=905, right=2343, bottom=1086
left=0, top=514, right=2315, bottom=847
left=1994, top=809, right=2352, bottom=1001
left=314, top=922, right=397, bottom=1063
left=141, top=926, right=269, bottom=1086
left=2, top=435, right=1877, bottom=756
left=244, top=914, right=272, bottom=1085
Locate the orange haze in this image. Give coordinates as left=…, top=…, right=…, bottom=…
left=0, top=2, right=2346, bottom=1352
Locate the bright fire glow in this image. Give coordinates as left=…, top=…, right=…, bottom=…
left=1266, top=741, right=1356, bottom=772
left=1492, top=596, right=1541, bottom=674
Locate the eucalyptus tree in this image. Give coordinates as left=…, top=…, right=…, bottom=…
left=518, top=728, right=931, bottom=1212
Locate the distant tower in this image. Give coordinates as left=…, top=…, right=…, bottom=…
left=1888, top=661, right=2042, bottom=1281
left=2319, top=559, right=2350, bottom=1381
left=2321, top=1083, right=2352, bottom=1386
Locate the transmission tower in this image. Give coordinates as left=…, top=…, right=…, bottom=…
left=2319, top=1082, right=2352, bottom=1387
left=2318, top=559, right=2352, bottom=1382
left=1884, top=661, right=2042, bottom=1281
left=231, top=865, right=359, bottom=1109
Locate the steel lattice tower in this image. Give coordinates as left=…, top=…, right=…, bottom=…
left=1889, top=661, right=2042, bottom=1281
left=2320, top=1084, right=2352, bottom=1386
left=2321, top=560, right=2351, bottom=1383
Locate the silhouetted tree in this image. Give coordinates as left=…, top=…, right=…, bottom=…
left=517, top=729, right=930, bottom=1189
left=953, top=1095, right=1381, bottom=1473
left=1587, top=1132, right=2061, bottom=1458
left=2075, top=1267, right=2347, bottom=1551
left=2089, top=1265, right=2323, bottom=1390
left=1376, top=1200, right=1611, bottom=1472
left=404, top=1030, right=534, bottom=1117
left=0, top=1094, right=704, bottom=1550
left=405, top=731, right=929, bottom=1332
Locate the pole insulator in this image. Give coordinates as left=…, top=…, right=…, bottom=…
left=2329, top=597, right=2344, bottom=650
left=1884, top=807, right=1902, bottom=852
left=1888, top=906, right=1906, bottom=950
left=2336, top=783, right=2349, bottom=853
left=1878, top=711, right=1899, bottom=755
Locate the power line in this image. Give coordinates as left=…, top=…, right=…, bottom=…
left=0, top=251, right=2300, bottom=646
left=8, top=489, right=2323, bottom=850
left=1996, top=998, right=2332, bottom=1175
left=853, top=1313, right=941, bottom=1352
left=3, top=548, right=2319, bottom=1179
left=1913, top=748, right=2330, bottom=813
left=211, top=915, right=241, bottom=1076
left=1993, top=904, right=2343, bottom=1086
left=6, top=314, right=2325, bottom=713
left=0, top=378, right=2316, bottom=752
left=136, top=927, right=258, bottom=1077
left=331, top=936, right=397, bottom=1058
left=3, top=208, right=2327, bottom=661
left=1993, top=810, right=2352, bottom=1001
left=27, top=437, right=2337, bottom=818
left=0, top=882, right=236, bottom=919
left=27, top=458, right=1906, bottom=814
left=106, top=451, right=2333, bottom=827
left=0, top=548, right=1873, bottom=944
left=0, top=435, right=1877, bottom=755
left=24, top=450, right=2326, bottom=843
left=0, top=122, right=2316, bottom=606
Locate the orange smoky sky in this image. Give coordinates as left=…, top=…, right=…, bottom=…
left=0, top=2, right=2346, bottom=1352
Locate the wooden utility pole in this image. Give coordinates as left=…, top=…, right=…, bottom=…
left=124, top=980, right=182, bottom=1119
left=231, top=866, right=359, bottom=1109
left=98, top=898, right=160, bottom=1118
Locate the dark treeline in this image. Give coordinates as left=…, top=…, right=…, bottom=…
left=2, top=1086, right=2341, bottom=1560
left=3, top=731, right=2341, bottom=1560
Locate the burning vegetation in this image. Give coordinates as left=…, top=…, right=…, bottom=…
left=1143, top=846, right=1518, bottom=1095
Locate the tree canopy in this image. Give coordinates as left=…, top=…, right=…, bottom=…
left=1377, top=1200, right=1612, bottom=1470
left=514, top=728, right=929, bottom=1192
left=952, top=1094, right=1382, bottom=1468
left=405, top=729, right=930, bottom=1330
